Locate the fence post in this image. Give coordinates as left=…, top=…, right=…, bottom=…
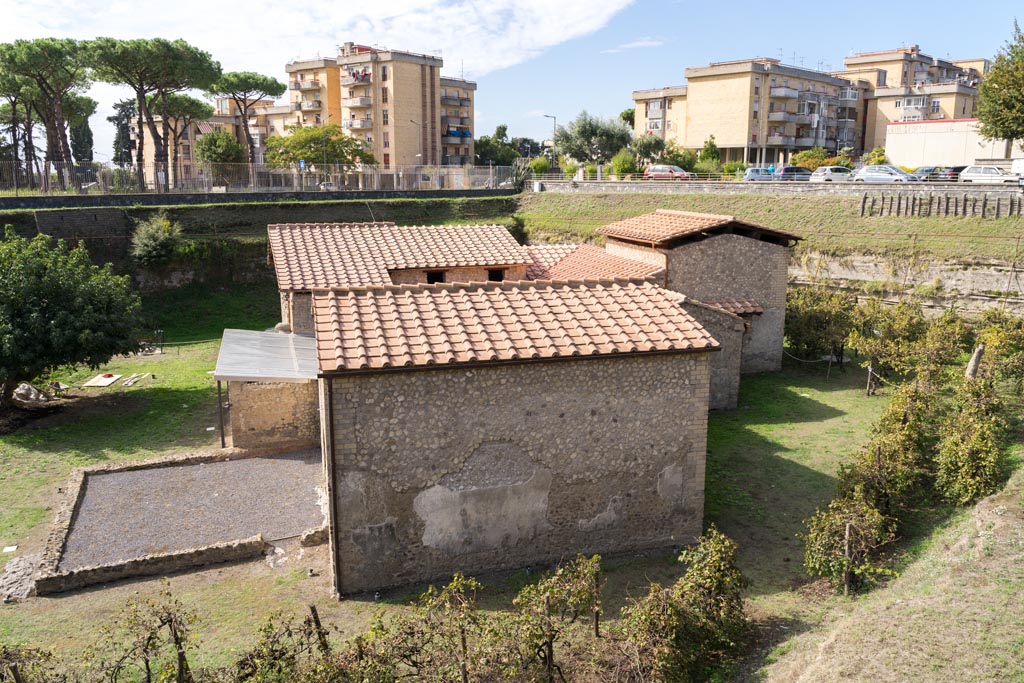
left=843, top=522, right=852, bottom=597
left=860, top=194, right=867, bottom=217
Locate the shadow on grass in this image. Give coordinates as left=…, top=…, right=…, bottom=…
left=6, top=385, right=218, bottom=462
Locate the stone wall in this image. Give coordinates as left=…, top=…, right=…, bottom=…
left=229, top=380, right=319, bottom=450
left=679, top=301, right=745, bottom=409
left=604, top=238, right=669, bottom=271
left=533, top=180, right=1023, bottom=199
left=664, top=234, right=789, bottom=373
left=324, top=352, right=711, bottom=594
left=287, top=292, right=315, bottom=334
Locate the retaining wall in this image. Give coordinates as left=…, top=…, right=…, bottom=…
left=534, top=180, right=1022, bottom=199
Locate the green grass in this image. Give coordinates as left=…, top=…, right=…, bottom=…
left=140, top=279, right=281, bottom=342
left=517, top=193, right=1024, bottom=260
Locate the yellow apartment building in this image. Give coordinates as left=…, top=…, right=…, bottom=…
left=634, top=59, right=866, bottom=165
left=281, top=43, right=475, bottom=168
left=634, top=45, right=988, bottom=165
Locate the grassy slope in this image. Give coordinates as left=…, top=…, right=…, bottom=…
left=517, top=192, right=1024, bottom=260
left=763, top=464, right=1024, bottom=683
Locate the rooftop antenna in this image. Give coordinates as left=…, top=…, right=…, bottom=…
left=461, top=58, right=464, bottom=80
left=777, top=48, right=784, bottom=61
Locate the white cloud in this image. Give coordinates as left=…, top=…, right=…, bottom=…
left=601, top=36, right=663, bottom=54
left=0, top=0, right=635, bottom=156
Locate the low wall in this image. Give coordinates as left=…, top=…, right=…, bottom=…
left=228, top=380, right=319, bottom=450
left=35, top=536, right=266, bottom=595
left=534, top=180, right=1022, bottom=199
left=33, top=448, right=290, bottom=595
left=0, top=188, right=517, bottom=211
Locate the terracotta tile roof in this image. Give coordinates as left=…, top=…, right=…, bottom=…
left=268, top=223, right=531, bottom=290
left=705, top=299, right=765, bottom=316
left=525, top=244, right=663, bottom=281
left=597, top=209, right=801, bottom=246
left=313, top=279, right=718, bottom=373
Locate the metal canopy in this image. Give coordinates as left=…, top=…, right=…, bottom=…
left=214, top=329, right=319, bottom=383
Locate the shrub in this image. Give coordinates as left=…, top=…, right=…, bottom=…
left=722, top=160, right=748, bottom=176
left=848, top=298, right=927, bottom=391
left=562, top=160, right=579, bottom=179
left=130, top=211, right=183, bottom=267
left=698, top=135, right=720, bottom=163
left=784, top=286, right=856, bottom=360
left=660, top=141, right=697, bottom=171
left=802, top=485, right=895, bottom=592
left=935, top=378, right=1004, bottom=505
left=863, top=146, right=888, bottom=165
left=584, top=163, right=598, bottom=179
left=694, top=158, right=722, bottom=178
left=528, top=156, right=550, bottom=175
left=824, top=155, right=853, bottom=169
left=610, top=148, right=638, bottom=176
left=791, top=146, right=830, bottom=170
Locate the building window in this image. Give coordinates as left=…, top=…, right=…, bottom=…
left=769, top=101, right=775, bottom=113
left=878, top=71, right=886, bottom=86
left=754, top=76, right=760, bottom=95
left=382, top=87, right=388, bottom=103
left=931, top=99, right=940, bottom=114
left=382, top=109, right=389, bottom=125
left=383, top=153, right=390, bottom=168
left=383, top=131, right=389, bottom=148
left=751, top=133, right=757, bottom=144
left=426, top=270, right=445, bottom=284
left=487, top=268, right=505, bottom=281
left=752, top=101, right=759, bottom=119
left=770, top=77, right=776, bottom=87
left=381, top=65, right=388, bottom=81
left=894, top=99, right=902, bottom=108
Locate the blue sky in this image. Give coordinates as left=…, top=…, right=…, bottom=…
left=2, top=0, right=1018, bottom=157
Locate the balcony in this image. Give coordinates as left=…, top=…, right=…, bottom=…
left=460, top=116, right=472, bottom=126
left=766, top=134, right=795, bottom=146
left=839, top=89, right=859, bottom=101
left=290, top=80, right=320, bottom=90
left=440, top=96, right=461, bottom=106
left=443, top=135, right=465, bottom=145
left=342, top=97, right=372, bottom=108
left=770, top=86, right=799, bottom=99
left=796, top=136, right=817, bottom=147
left=344, top=119, right=373, bottom=130
left=768, top=112, right=811, bottom=124
left=459, top=97, right=472, bottom=106
left=341, top=73, right=372, bottom=86
left=300, top=99, right=322, bottom=111
left=444, top=155, right=470, bottom=165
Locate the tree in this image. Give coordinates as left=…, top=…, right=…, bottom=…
left=848, top=298, right=927, bottom=394
left=208, top=71, right=285, bottom=164
left=553, top=110, right=632, bottom=163
left=610, top=147, right=637, bottom=175
left=510, top=135, right=541, bottom=158
left=0, top=39, right=90, bottom=188
left=88, top=37, right=220, bottom=192
left=698, top=134, right=720, bottom=163
left=164, top=94, right=214, bottom=178
left=264, top=123, right=376, bottom=167
left=977, top=22, right=1024, bottom=146
left=619, top=107, right=635, bottom=127
left=785, top=286, right=856, bottom=361
left=0, top=230, right=142, bottom=406
left=474, top=124, right=519, bottom=166
left=863, top=146, right=888, bottom=165
left=660, top=140, right=697, bottom=171
left=194, top=129, right=244, bottom=164
left=791, top=146, right=830, bottom=170
left=631, top=133, right=665, bottom=166
left=107, top=99, right=136, bottom=167
left=65, top=93, right=96, bottom=165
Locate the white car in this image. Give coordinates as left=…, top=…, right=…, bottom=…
left=958, top=165, right=1021, bottom=184
left=852, top=165, right=919, bottom=183
left=809, top=166, right=853, bottom=182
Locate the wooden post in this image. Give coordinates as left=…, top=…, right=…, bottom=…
left=870, top=196, right=877, bottom=216
left=866, top=365, right=873, bottom=396
left=308, top=604, right=331, bottom=656
left=996, top=197, right=1002, bottom=218
left=982, top=196, right=988, bottom=218
left=460, top=626, right=469, bottom=683
left=545, top=593, right=554, bottom=682
left=860, top=194, right=868, bottom=216
left=944, top=194, right=950, bottom=216
left=843, top=522, right=852, bottom=597
left=217, top=380, right=226, bottom=449
left=593, top=567, right=601, bottom=639
left=910, top=195, right=916, bottom=216
left=965, top=344, right=986, bottom=379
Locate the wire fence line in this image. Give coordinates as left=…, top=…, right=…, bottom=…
left=0, top=160, right=514, bottom=196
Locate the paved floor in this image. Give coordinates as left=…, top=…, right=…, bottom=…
left=58, top=450, right=324, bottom=572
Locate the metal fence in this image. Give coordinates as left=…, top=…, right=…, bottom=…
left=0, top=160, right=514, bottom=196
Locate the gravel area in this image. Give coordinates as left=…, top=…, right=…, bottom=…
left=58, top=450, right=324, bottom=572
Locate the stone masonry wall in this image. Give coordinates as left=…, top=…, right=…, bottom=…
left=664, top=234, right=789, bottom=373
left=229, top=380, right=319, bottom=450
left=288, top=292, right=315, bottom=334
left=325, top=352, right=711, bottom=594
left=604, top=238, right=669, bottom=271
left=679, top=302, right=745, bottom=409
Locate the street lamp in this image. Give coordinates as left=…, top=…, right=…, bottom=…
left=409, top=119, right=424, bottom=167
left=543, top=114, right=556, bottom=156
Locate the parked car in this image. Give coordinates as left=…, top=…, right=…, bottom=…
left=809, top=166, right=853, bottom=182
left=318, top=181, right=335, bottom=191
left=742, top=167, right=775, bottom=181
left=773, top=165, right=812, bottom=181
left=852, top=165, right=920, bottom=182
left=933, top=165, right=968, bottom=182
left=909, top=165, right=942, bottom=181
left=643, top=164, right=696, bottom=180
left=958, top=165, right=1021, bottom=184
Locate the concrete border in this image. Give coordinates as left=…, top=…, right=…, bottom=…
left=0, top=188, right=516, bottom=211
left=33, top=446, right=302, bottom=595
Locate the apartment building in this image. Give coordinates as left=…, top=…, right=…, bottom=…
left=280, top=43, right=476, bottom=168
left=634, top=45, right=987, bottom=164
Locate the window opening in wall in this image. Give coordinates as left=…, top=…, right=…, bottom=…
left=382, top=109, right=389, bottom=125
left=381, top=65, right=388, bottom=81
left=487, top=269, right=505, bottom=282
left=426, top=270, right=446, bottom=284
left=382, top=87, right=388, bottom=103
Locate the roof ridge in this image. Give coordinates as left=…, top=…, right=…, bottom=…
left=309, top=276, right=659, bottom=296
left=654, top=209, right=735, bottom=221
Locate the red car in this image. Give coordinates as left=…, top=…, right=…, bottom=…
left=643, top=164, right=696, bottom=180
